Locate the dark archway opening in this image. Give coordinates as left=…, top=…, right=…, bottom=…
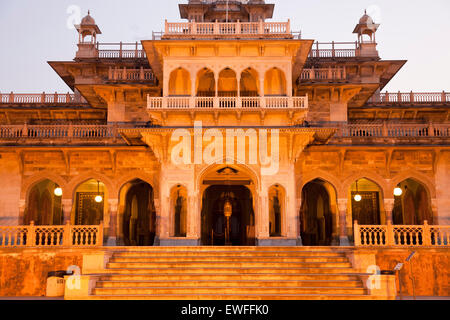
left=201, top=185, right=255, bottom=246
left=300, top=180, right=333, bottom=246
left=122, top=180, right=156, bottom=246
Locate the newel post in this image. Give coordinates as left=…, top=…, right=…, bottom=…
left=428, top=121, right=435, bottom=137
left=27, top=221, right=35, bottom=247
left=386, top=220, right=394, bottom=246
left=410, top=91, right=414, bottom=103
left=442, top=91, right=446, bottom=103
left=63, top=221, right=71, bottom=246
left=41, top=92, right=46, bottom=103
left=354, top=221, right=361, bottom=246
left=423, top=220, right=432, bottom=246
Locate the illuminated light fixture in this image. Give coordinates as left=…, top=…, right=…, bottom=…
left=95, top=181, right=103, bottom=203
left=354, top=180, right=362, bottom=202
left=394, top=186, right=403, bottom=197
left=54, top=187, right=63, bottom=197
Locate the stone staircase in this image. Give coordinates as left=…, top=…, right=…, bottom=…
left=86, top=247, right=377, bottom=300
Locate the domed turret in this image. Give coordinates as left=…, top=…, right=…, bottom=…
left=75, top=10, right=102, bottom=59
left=353, top=10, right=380, bottom=58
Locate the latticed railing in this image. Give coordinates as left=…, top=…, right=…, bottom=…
left=300, top=67, right=348, bottom=81
left=108, top=67, right=156, bottom=83
left=308, top=42, right=358, bottom=58
left=97, top=42, right=146, bottom=59
left=354, top=221, right=449, bottom=247
left=0, top=222, right=103, bottom=247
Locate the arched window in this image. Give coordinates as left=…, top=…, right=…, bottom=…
left=240, top=68, right=259, bottom=97
left=73, top=179, right=106, bottom=225
left=218, top=68, right=238, bottom=97
left=25, top=179, right=63, bottom=225
left=169, top=68, right=191, bottom=96
left=264, top=68, right=286, bottom=96
left=196, top=68, right=216, bottom=97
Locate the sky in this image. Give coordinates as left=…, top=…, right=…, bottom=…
left=0, top=0, right=449, bottom=93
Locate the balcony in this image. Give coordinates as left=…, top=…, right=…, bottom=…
left=308, top=42, right=359, bottom=59
left=334, top=122, right=450, bottom=138
left=155, top=20, right=300, bottom=40
left=147, top=96, right=308, bottom=110
left=97, top=42, right=146, bottom=60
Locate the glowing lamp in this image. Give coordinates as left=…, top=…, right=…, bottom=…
left=354, top=194, right=362, bottom=202
left=394, top=187, right=403, bottom=197
left=54, top=187, right=63, bottom=197
left=95, top=195, right=103, bottom=203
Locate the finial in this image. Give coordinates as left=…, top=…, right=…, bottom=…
left=364, top=9, right=367, bottom=15
left=88, top=10, right=90, bottom=15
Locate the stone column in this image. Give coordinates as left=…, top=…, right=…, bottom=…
left=337, top=198, right=350, bottom=246
left=153, top=198, right=161, bottom=246
left=259, top=194, right=269, bottom=238
left=384, top=198, right=395, bottom=224
left=107, top=198, right=119, bottom=246
left=62, top=199, right=73, bottom=224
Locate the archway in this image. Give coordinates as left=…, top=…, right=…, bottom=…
left=25, top=179, right=63, bottom=225
left=200, top=166, right=256, bottom=246
left=170, top=185, right=187, bottom=237
left=120, top=179, right=156, bottom=246
left=300, top=179, right=336, bottom=246
left=264, top=68, right=286, bottom=96
left=169, top=68, right=191, bottom=96
left=196, top=68, right=215, bottom=97
left=268, top=184, right=285, bottom=237
left=350, top=178, right=383, bottom=225
left=240, top=68, right=259, bottom=97
left=218, top=68, right=237, bottom=97
left=73, top=179, right=106, bottom=225
left=392, top=179, right=433, bottom=225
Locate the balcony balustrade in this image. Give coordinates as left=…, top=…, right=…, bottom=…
left=300, top=67, right=348, bottom=82
left=97, top=42, right=146, bottom=59
left=0, top=92, right=87, bottom=104
left=368, top=91, right=450, bottom=105
left=108, top=67, right=156, bottom=83
left=147, top=96, right=309, bottom=110
left=336, top=122, right=450, bottom=138
left=308, top=42, right=358, bottom=59
left=160, top=20, right=296, bottom=39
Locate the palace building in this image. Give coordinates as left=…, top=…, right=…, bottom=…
left=0, top=1, right=448, bottom=300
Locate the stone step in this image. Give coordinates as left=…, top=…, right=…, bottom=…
left=96, top=280, right=364, bottom=288
left=93, top=286, right=367, bottom=295
left=106, top=261, right=352, bottom=269
left=99, top=267, right=357, bottom=274
left=109, top=246, right=345, bottom=252
left=113, top=250, right=347, bottom=258
left=99, top=273, right=362, bottom=282
left=110, top=256, right=349, bottom=263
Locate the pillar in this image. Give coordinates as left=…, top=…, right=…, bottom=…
left=62, top=199, right=73, bottom=224
left=338, top=198, right=350, bottom=246
left=384, top=198, right=395, bottom=224
left=107, top=198, right=118, bottom=246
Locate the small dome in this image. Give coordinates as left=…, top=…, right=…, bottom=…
left=359, top=11, right=374, bottom=25
left=81, top=11, right=95, bottom=25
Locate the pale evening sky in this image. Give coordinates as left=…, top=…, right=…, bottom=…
left=0, top=0, right=449, bottom=93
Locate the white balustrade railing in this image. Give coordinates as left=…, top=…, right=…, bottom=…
left=147, top=96, right=309, bottom=110
left=0, top=221, right=103, bottom=247
left=97, top=42, right=146, bottom=59
left=0, top=92, right=86, bottom=104
left=354, top=221, right=449, bottom=247
left=163, top=20, right=292, bottom=38
left=368, top=92, right=449, bottom=104
left=309, top=42, right=358, bottom=58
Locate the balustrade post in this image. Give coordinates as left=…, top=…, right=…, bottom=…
left=98, top=221, right=104, bottom=246
left=423, top=220, right=432, bottom=246
left=442, top=91, right=446, bottom=103
left=67, top=123, right=73, bottom=140
left=236, top=20, right=241, bottom=35
left=397, top=91, right=401, bottom=103
left=316, top=42, right=319, bottom=58
left=108, top=67, right=113, bottom=80
left=309, top=67, right=315, bottom=80
left=328, top=67, right=333, bottom=80
left=385, top=91, right=389, bottom=103
left=135, top=41, right=138, bottom=58
left=214, top=20, right=219, bottom=35
left=429, top=121, right=435, bottom=137
left=63, top=221, right=71, bottom=246
left=140, top=66, right=144, bottom=81
left=337, top=199, right=350, bottom=246
left=165, top=19, right=168, bottom=34
left=54, top=92, right=58, bottom=103
left=119, top=41, right=123, bottom=59
left=22, top=123, right=28, bottom=137
left=259, top=19, right=264, bottom=35
left=354, top=221, right=361, bottom=246
left=343, top=66, right=347, bottom=79
left=286, top=19, right=291, bottom=34
left=27, top=221, right=35, bottom=247
left=332, top=41, right=335, bottom=58
left=66, top=92, right=71, bottom=103
left=10, top=91, right=14, bottom=103
left=41, top=92, right=46, bottom=103
left=386, top=220, right=395, bottom=246
left=409, top=90, right=414, bottom=103
left=122, top=67, right=127, bottom=80
left=382, top=121, right=388, bottom=137
left=192, top=21, right=197, bottom=35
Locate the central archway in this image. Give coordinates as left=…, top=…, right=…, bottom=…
left=199, top=166, right=257, bottom=246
